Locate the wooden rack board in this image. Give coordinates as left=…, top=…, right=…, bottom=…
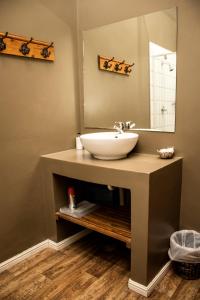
left=98, top=55, right=134, bottom=76
left=56, top=206, right=131, bottom=246
left=0, top=32, right=54, bottom=61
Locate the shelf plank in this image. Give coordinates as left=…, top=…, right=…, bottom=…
left=56, top=206, right=131, bottom=245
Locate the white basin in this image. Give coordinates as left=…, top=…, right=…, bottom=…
left=80, top=132, right=139, bottom=160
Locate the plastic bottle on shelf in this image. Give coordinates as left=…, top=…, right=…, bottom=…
left=67, top=187, right=77, bottom=211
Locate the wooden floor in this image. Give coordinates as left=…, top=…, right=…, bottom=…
left=0, top=233, right=199, bottom=300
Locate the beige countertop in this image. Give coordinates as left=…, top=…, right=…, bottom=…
left=42, top=149, right=182, bottom=175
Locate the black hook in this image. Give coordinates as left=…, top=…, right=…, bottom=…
left=114, top=60, right=125, bottom=72
left=27, top=37, right=33, bottom=45
left=46, top=42, right=54, bottom=50
left=19, top=37, right=33, bottom=55
left=0, top=32, right=8, bottom=51
left=103, top=56, right=114, bottom=69
left=124, top=62, right=135, bottom=74
left=41, top=42, right=54, bottom=58
left=4, top=32, right=8, bottom=39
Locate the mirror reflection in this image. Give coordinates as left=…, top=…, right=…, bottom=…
left=83, top=8, right=177, bottom=132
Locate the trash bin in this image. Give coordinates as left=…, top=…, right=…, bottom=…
left=168, top=230, right=200, bottom=280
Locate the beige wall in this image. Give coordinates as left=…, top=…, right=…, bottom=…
left=78, top=0, right=200, bottom=231
left=0, top=0, right=78, bottom=262
left=145, top=8, right=177, bottom=52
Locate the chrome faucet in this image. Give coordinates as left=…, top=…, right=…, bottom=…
left=114, top=121, right=125, bottom=134
left=125, top=121, right=136, bottom=129
left=114, top=121, right=136, bottom=133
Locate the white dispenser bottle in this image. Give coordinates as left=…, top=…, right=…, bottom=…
left=76, top=133, right=83, bottom=150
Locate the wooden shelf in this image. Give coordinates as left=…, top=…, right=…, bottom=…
left=56, top=206, right=131, bottom=246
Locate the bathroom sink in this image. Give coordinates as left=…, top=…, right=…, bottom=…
left=80, top=132, right=139, bottom=160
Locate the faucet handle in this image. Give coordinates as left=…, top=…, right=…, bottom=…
left=113, top=121, right=125, bottom=133
left=125, top=121, right=136, bottom=129
left=114, top=121, right=125, bottom=129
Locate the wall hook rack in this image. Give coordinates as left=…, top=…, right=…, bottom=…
left=0, top=31, right=55, bottom=61
left=98, top=55, right=134, bottom=76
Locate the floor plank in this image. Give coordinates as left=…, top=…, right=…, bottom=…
left=171, top=279, right=200, bottom=300
left=0, top=232, right=199, bottom=300
left=155, top=269, right=182, bottom=298
left=194, top=288, right=200, bottom=300
left=8, top=248, right=56, bottom=276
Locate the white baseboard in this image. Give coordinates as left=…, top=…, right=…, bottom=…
left=48, top=229, right=91, bottom=250
left=0, top=229, right=90, bottom=274
left=0, top=240, right=49, bottom=274
left=128, top=261, right=171, bottom=297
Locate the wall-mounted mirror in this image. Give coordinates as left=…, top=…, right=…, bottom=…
left=83, top=8, right=177, bottom=132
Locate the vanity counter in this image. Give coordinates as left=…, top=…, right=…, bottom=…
left=41, top=149, right=182, bottom=295
left=42, top=149, right=182, bottom=175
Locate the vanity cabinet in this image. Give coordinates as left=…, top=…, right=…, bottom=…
left=41, top=149, right=182, bottom=294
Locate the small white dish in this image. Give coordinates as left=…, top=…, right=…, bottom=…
left=157, top=147, right=175, bottom=159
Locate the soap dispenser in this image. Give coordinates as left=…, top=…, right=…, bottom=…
left=76, top=133, right=83, bottom=150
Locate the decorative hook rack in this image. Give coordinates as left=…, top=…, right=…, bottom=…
left=0, top=31, right=55, bottom=61
left=98, top=55, right=134, bottom=76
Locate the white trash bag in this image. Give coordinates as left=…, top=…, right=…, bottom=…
left=168, top=230, right=200, bottom=263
